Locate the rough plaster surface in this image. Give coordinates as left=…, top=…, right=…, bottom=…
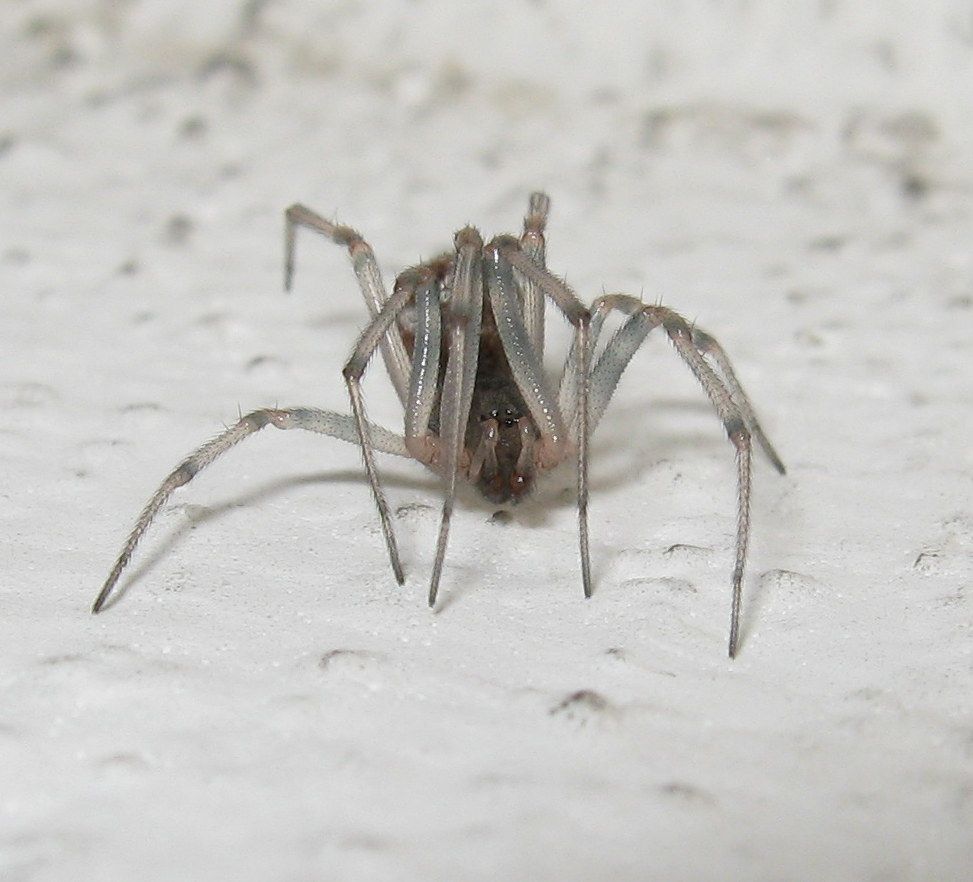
left=2, top=2, right=973, bottom=880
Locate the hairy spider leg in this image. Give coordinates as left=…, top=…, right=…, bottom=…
left=91, top=407, right=411, bottom=613
left=689, top=327, right=786, bottom=475
left=488, top=237, right=593, bottom=599
left=573, top=293, right=785, bottom=657
left=285, top=204, right=411, bottom=406
left=516, top=191, right=550, bottom=355
left=96, top=208, right=441, bottom=612
left=341, top=273, right=441, bottom=585
left=427, top=228, right=485, bottom=605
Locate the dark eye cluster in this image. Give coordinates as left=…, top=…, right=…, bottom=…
left=481, top=408, right=520, bottom=428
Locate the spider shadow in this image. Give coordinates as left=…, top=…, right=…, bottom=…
left=96, top=467, right=439, bottom=611
left=586, top=397, right=733, bottom=493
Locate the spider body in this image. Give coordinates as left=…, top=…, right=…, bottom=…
left=460, top=294, right=538, bottom=504
left=94, top=193, right=784, bottom=657
left=395, top=250, right=539, bottom=504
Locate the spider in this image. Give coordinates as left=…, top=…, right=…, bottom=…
left=93, top=193, right=785, bottom=657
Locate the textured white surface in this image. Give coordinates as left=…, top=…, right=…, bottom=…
left=3, top=2, right=973, bottom=880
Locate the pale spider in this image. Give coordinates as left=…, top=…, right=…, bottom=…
left=93, top=193, right=785, bottom=657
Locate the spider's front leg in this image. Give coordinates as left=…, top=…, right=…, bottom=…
left=487, top=236, right=594, bottom=596
left=427, top=227, right=485, bottom=605
left=341, top=269, right=443, bottom=586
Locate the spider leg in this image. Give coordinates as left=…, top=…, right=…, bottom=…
left=92, top=407, right=410, bottom=613
left=689, top=328, right=786, bottom=475
left=428, top=228, right=485, bottom=606
left=487, top=237, right=593, bottom=598
left=558, top=292, right=621, bottom=436
left=343, top=276, right=430, bottom=586
left=402, top=269, right=443, bottom=465
left=285, top=204, right=411, bottom=406
left=583, top=295, right=783, bottom=468
left=516, top=191, right=550, bottom=355
left=579, top=293, right=783, bottom=657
